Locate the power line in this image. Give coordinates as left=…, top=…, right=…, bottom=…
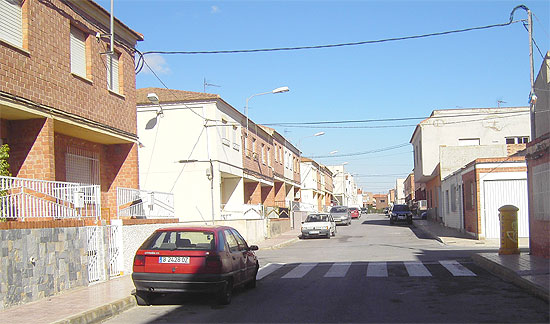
left=264, top=111, right=529, bottom=129
left=140, top=18, right=523, bottom=56
left=309, top=143, right=410, bottom=159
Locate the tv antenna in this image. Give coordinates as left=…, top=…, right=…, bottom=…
left=497, top=98, right=507, bottom=108
left=203, top=78, right=221, bottom=93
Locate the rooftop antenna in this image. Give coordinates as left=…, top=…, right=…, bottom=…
left=497, top=99, right=507, bottom=108
left=203, top=78, right=221, bottom=93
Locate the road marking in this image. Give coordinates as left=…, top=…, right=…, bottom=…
left=257, top=263, right=283, bottom=280
left=282, top=263, right=317, bottom=279
left=366, top=262, right=388, bottom=277
left=404, top=261, right=432, bottom=277
left=439, top=260, right=476, bottom=276
left=324, top=262, right=352, bottom=277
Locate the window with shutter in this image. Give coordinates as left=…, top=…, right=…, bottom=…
left=70, top=26, right=87, bottom=77
left=107, top=53, right=120, bottom=93
left=0, top=0, right=23, bottom=48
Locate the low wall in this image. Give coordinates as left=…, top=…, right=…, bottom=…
left=0, top=227, right=89, bottom=310
left=267, top=218, right=291, bottom=238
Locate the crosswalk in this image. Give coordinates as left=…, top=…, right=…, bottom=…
left=258, top=260, right=479, bottom=280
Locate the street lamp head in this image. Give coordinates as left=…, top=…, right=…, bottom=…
left=329, top=150, right=338, bottom=155
left=147, top=93, right=159, bottom=105
left=314, top=131, right=325, bottom=137
left=272, top=86, right=290, bottom=94
left=342, top=162, right=349, bottom=165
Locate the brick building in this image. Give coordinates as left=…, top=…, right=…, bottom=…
left=526, top=52, right=550, bottom=258
left=0, top=0, right=143, bottom=219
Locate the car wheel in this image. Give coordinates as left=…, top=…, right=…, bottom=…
left=407, top=218, right=413, bottom=225
left=135, top=291, right=151, bottom=306
left=218, top=279, right=233, bottom=305
left=390, top=219, right=394, bottom=225
left=332, top=228, right=336, bottom=236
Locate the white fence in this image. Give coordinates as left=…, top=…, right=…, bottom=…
left=116, top=187, right=175, bottom=219
left=220, top=204, right=264, bottom=220
left=0, top=176, right=101, bottom=220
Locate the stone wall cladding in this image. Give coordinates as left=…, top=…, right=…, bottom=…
left=0, top=227, right=88, bottom=310
left=0, top=0, right=138, bottom=134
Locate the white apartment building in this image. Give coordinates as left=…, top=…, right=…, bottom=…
left=410, top=107, right=530, bottom=219
left=395, top=178, right=406, bottom=204
left=136, top=88, right=247, bottom=222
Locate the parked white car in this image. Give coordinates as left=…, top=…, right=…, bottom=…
left=300, top=213, right=336, bottom=239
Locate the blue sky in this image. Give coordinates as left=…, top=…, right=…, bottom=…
left=97, top=0, right=549, bottom=193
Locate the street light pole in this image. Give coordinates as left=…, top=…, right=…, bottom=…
left=245, top=86, right=289, bottom=138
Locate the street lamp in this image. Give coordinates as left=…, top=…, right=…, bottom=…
left=245, top=86, right=289, bottom=135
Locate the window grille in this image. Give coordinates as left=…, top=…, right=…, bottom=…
left=66, top=147, right=100, bottom=185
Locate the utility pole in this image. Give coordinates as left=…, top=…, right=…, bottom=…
left=527, top=8, right=536, bottom=140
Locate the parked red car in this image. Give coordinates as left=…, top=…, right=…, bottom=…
left=349, top=207, right=360, bottom=219
left=132, top=226, right=259, bottom=305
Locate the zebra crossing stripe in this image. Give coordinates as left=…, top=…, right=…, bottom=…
left=439, top=260, right=476, bottom=276
left=404, top=261, right=432, bottom=277
left=282, top=263, right=317, bottom=279
left=257, top=263, right=283, bottom=280
left=366, top=262, right=388, bottom=277
left=324, top=262, right=352, bottom=277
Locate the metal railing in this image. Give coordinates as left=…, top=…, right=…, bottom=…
left=116, top=187, right=175, bottom=219
left=220, top=203, right=264, bottom=220
left=0, top=176, right=100, bottom=220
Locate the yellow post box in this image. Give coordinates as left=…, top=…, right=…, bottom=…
left=498, top=205, right=520, bottom=255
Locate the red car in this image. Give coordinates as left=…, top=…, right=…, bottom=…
left=132, top=226, right=259, bottom=305
left=349, top=207, right=360, bottom=219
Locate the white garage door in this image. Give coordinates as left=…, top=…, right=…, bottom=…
left=483, top=179, right=529, bottom=239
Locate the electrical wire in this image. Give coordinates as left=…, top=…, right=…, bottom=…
left=310, top=143, right=410, bottom=159
left=263, top=110, right=529, bottom=127
left=140, top=13, right=524, bottom=56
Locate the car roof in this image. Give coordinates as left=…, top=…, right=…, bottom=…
left=155, top=226, right=232, bottom=232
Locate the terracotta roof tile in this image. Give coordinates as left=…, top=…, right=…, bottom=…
left=136, top=88, right=219, bottom=105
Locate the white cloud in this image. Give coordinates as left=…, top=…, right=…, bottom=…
left=141, top=54, right=170, bottom=75
left=210, top=5, right=220, bottom=14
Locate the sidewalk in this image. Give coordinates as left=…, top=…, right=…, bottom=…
left=0, top=228, right=302, bottom=324
left=413, top=219, right=549, bottom=302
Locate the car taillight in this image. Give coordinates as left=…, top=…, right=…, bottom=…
left=134, top=255, right=145, bottom=266
left=204, top=254, right=222, bottom=273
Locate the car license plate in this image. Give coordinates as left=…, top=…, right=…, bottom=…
left=398, top=215, right=406, bottom=220
left=309, top=230, right=319, bottom=234
left=159, top=256, right=190, bottom=264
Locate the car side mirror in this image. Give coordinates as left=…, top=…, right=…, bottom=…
left=249, top=245, right=259, bottom=251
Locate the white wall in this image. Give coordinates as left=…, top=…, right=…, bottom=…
left=137, top=101, right=244, bottom=222
left=440, top=172, right=464, bottom=230
left=413, top=107, right=530, bottom=182
left=440, top=145, right=507, bottom=179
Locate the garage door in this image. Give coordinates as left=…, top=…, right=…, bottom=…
left=483, top=179, right=529, bottom=239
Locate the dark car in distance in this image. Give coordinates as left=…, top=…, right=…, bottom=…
left=389, top=204, right=413, bottom=225
left=132, top=226, right=259, bottom=305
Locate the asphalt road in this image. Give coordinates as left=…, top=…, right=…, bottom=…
left=104, top=214, right=549, bottom=323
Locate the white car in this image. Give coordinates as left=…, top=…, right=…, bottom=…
left=300, top=213, right=336, bottom=239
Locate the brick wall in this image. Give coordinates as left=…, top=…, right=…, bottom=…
left=0, top=0, right=139, bottom=135
left=244, top=182, right=261, bottom=205
left=7, top=118, right=55, bottom=180
left=261, top=185, right=274, bottom=206
left=527, top=138, right=550, bottom=258
left=462, top=170, right=479, bottom=235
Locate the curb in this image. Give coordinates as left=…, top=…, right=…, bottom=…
left=411, top=221, right=445, bottom=244
left=472, top=254, right=549, bottom=302
left=51, top=295, right=136, bottom=324
left=259, top=237, right=300, bottom=250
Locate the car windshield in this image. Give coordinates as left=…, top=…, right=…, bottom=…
left=330, top=207, right=347, bottom=213
left=392, top=205, right=410, bottom=212
left=350, top=208, right=358, bottom=211
left=141, top=231, right=216, bottom=250
left=305, top=214, right=329, bottom=222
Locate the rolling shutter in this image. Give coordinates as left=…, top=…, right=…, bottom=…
left=107, top=53, right=119, bottom=93
left=70, top=26, right=87, bottom=77
left=0, top=0, right=23, bottom=47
